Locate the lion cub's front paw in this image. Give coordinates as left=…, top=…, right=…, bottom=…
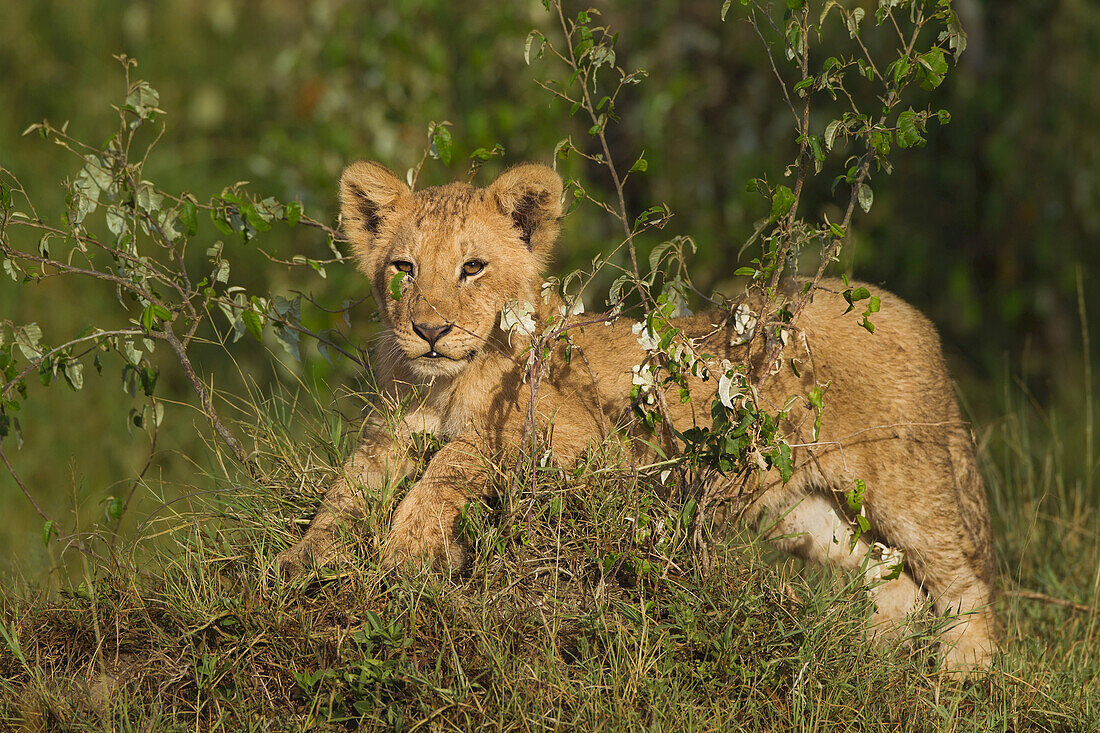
left=273, top=533, right=351, bottom=578
left=381, top=526, right=467, bottom=574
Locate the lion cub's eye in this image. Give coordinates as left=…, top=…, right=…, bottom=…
left=392, top=260, right=414, bottom=275
left=461, top=260, right=486, bottom=279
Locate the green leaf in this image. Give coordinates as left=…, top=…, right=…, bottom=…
left=608, top=274, right=633, bottom=304
left=389, top=271, right=406, bottom=301
left=119, top=339, right=143, bottom=366
left=891, top=57, right=911, bottom=86
left=857, top=183, right=873, bottom=213
left=769, top=185, right=796, bottom=221
left=285, top=201, right=302, bottom=227
left=648, top=239, right=676, bottom=271
left=42, top=520, right=55, bottom=547
left=180, top=200, right=198, bottom=236
left=241, top=310, right=263, bottom=342
left=14, top=324, right=43, bottom=360
left=680, top=498, right=698, bottom=531
left=140, top=367, right=159, bottom=396
left=241, top=203, right=271, bottom=233
left=819, top=1, right=841, bottom=25
left=629, top=155, right=648, bottom=173
left=210, top=208, right=236, bottom=236
left=808, top=386, right=824, bottom=410
left=824, top=119, right=841, bottom=151
left=845, top=7, right=864, bottom=38
left=916, top=48, right=948, bottom=90
left=524, top=30, right=545, bottom=65
left=734, top=267, right=756, bottom=277
left=773, top=443, right=794, bottom=483
left=141, top=304, right=170, bottom=332
left=431, top=125, right=453, bottom=166
left=943, top=10, right=968, bottom=59
left=62, top=359, right=83, bottom=391
left=124, top=80, right=162, bottom=119
left=135, top=182, right=163, bottom=214
left=141, top=305, right=155, bottom=332
left=896, top=109, right=924, bottom=149
left=847, top=479, right=866, bottom=513
left=105, top=496, right=124, bottom=522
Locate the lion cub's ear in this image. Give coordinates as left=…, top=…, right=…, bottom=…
left=488, top=164, right=563, bottom=254
left=339, top=161, right=411, bottom=250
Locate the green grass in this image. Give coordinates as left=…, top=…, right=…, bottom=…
left=0, top=376, right=1098, bottom=732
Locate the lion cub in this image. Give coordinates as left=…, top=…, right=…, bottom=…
left=276, top=161, right=997, bottom=674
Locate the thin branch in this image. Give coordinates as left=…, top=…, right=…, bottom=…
left=161, top=326, right=251, bottom=469
left=746, top=10, right=799, bottom=126
left=0, top=241, right=164, bottom=308
left=0, top=442, right=54, bottom=527
left=1, top=328, right=146, bottom=399
left=1007, top=589, right=1099, bottom=615
left=110, top=412, right=159, bottom=545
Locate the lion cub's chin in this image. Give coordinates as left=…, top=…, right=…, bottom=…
left=407, top=354, right=474, bottom=379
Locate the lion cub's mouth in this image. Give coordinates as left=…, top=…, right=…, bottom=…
left=416, top=349, right=476, bottom=361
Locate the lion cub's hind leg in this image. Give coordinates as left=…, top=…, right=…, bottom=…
left=871, top=504, right=998, bottom=675
left=760, top=493, right=926, bottom=641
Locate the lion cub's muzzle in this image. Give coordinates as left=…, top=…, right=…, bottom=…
left=412, top=321, right=454, bottom=359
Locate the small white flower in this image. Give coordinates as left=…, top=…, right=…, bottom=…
left=500, top=300, right=536, bottom=345
left=632, top=321, right=660, bottom=352
left=867, top=542, right=905, bottom=583
left=730, top=304, right=757, bottom=345
left=734, top=304, right=757, bottom=336
left=631, top=363, right=657, bottom=404
left=874, top=542, right=904, bottom=567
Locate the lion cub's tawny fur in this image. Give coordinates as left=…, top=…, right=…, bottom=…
left=276, top=162, right=997, bottom=673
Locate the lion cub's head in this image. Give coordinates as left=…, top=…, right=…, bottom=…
left=339, top=161, right=563, bottom=379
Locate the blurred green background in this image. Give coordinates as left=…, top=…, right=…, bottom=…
left=1, top=0, right=1097, bottom=571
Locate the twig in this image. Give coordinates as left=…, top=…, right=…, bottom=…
left=1, top=328, right=145, bottom=399
left=1007, top=589, right=1099, bottom=615
left=0, top=442, right=56, bottom=528
left=162, top=326, right=251, bottom=470
left=110, top=413, right=159, bottom=546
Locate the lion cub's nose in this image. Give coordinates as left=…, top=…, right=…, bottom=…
left=412, top=322, right=453, bottom=347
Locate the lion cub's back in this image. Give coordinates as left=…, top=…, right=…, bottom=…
left=796, top=279, right=960, bottom=432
